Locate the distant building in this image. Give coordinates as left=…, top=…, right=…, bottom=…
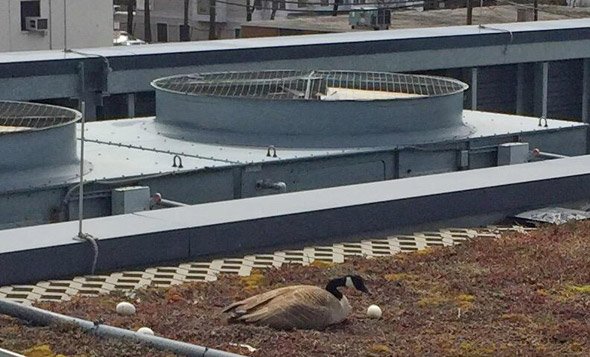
left=0, top=0, right=113, bottom=52
left=124, top=0, right=287, bottom=41
left=123, top=0, right=374, bottom=42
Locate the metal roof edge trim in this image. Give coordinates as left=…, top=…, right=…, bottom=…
left=2, top=154, right=590, bottom=253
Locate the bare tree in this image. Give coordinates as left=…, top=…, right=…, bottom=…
left=209, top=0, right=216, bottom=40
left=270, top=0, right=278, bottom=20
left=144, top=0, right=152, bottom=42
left=180, top=0, right=190, bottom=41
left=332, top=0, right=341, bottom=16
left=246, top=0, right=253, bottom=21
left=126, top=0, right=134, bottom=35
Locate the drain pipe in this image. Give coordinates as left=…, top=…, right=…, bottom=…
left=151, top=193, right=189, bottom=208
left=0, top=299, right=244, bottom=357
left=531, top=148, right=569, bottom=160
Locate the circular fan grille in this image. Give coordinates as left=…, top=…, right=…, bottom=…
left=152, top=70, right=468, bottom=100
left=0, top=101, right=81, bottom=134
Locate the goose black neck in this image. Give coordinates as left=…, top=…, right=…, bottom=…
left=325, top=277, right=346, bottom=300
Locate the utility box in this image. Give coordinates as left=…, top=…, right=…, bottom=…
left=349, top=7, right=391, bottom=30
left=497, top=142, right=530, bottom=166
left=111, top=186, right=151, bottom=215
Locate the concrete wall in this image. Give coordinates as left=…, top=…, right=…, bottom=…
left=0, top=0, right=113, bottom=52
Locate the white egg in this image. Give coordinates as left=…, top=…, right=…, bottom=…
left=137, top=327, right=154, bottom=335
left=116, top=301, right=136, bottom=316
left=367, top=304, right=382, bottom=319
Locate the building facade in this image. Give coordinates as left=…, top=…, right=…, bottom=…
left=0, top=0, right=113, bottom=52
left=125, top=0, right=290, bottom=41
left=125, top=0, right=373, bottom=42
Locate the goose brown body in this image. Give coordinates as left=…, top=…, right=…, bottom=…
left=222, top=285, right=352, bottom=330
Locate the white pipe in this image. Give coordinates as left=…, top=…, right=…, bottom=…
left=78, top=101, right=85, bottom=238
left=532, top=148, right=568, bottom=159
left=151, top=193, right=189, bottom=207
left=471, top=67, right=477, bottom=110
left=0, top=299, right=244, bottom=357
left=63, top=0, right=67, bottom=51
left=48, top=0, right=53, bottom=50
left=0, top=347, right=25, bottom=357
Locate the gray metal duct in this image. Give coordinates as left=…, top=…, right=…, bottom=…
left=0, top=101, right=80, bottom=172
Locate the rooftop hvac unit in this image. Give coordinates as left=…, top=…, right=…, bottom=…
left=0, top=101, right=81, bottom=191
left=25, top=17, right=49, bottom=32
left=151, top=70, right=470, bottom=148
left=349, top=7, right=391, bottom=30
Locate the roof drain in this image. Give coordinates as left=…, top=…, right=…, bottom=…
left=0, top=299, right=244, bottom=357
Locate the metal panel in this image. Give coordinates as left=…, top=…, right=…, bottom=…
left=476, top=64, right=517, bottom=114
left=0, top=189, right=64, bottom=230
left=240, top=158, right=388, bottom=197
left=547, top=59, right=584, bottom=121
left=520, top=127, right=588, bottom=156
left=398, top=150, right=458, bottom=177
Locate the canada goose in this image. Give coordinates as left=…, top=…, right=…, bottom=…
left=222, top=275, right=370, bottom=330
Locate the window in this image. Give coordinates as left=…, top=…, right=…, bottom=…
left=297, top=0, right=307, bottom=8
left=197, top=0, right=210, bottom=15
left=20, top=0, right=41, bottom=31
left=157, top=23, right=168, bottom=42
left=321, top=0, right=329, bottom=6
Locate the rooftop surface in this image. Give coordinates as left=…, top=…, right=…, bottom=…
left=3, top=222, right=590, bottom=356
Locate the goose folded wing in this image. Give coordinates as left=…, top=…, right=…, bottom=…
left=239, top=288, right=337, bottom=330
left=222, top=285, right=304, bottom=315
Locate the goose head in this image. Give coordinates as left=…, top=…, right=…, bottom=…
left=345, top=275, right=371, bottom=294
left=325, top=275, right=370, bottom=299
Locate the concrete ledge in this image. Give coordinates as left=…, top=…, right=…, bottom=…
left=2, top=155, right=590, bottom=285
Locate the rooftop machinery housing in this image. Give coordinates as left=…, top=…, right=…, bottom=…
left=1, top=20, right=590, bottom=285
left=0, top=69, right=587, bottom=229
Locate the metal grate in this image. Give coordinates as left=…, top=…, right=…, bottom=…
left=0, top=101, right=81, bottom=134
left=152, top=70, right=468, bottom=101
left=0, top=226, right=535, bottom=304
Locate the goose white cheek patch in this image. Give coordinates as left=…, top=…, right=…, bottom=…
left=345, top=277, right=354, bottom=288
